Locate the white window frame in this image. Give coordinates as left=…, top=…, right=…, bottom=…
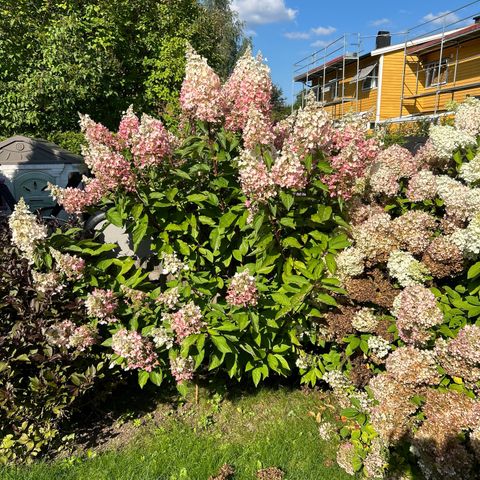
left=362, top=66, right=378, bottom=91
left=327, top=79, right=338, bottom=100
left=319, top=79, right=338, bottom=101
left=425, top=60, right=448, bottom=88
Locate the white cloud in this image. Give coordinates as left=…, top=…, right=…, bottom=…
left=284, top=25, right=336, bottom=41
left=310, top=39, right=331, bottom=49
left=423, top=11, right=460, bottom=26
left=284, top=31, right=311, bottom=40
left=245, top=29, right=257, bottom=37
left=231, top=0, right=297, bottom=25
left=371, top=18, right=390, bottom=27
left=311, top=26, right=337, bottom=36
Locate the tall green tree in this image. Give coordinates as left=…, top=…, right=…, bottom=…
left=0, top=0, right=245, bottom=135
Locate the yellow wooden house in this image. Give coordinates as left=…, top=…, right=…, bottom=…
left=294, top=16, right=480, bottom=125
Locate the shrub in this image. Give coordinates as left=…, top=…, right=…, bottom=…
left=45, top=131, right=86, bottom=155
left=10, top=43, right=480, bottom=479
left=315, top=99, right=480, bottom=479
left=0, top=215, right=118, bottom=464
left=17, top=46, right=381, bottom=402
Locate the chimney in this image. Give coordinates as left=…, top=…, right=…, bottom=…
left=474, top=15, right=480, bottom=24
left=376, top=31, right=391, bottom=49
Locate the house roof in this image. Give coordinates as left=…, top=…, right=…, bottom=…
left=371, top=30, right=456, bottom=56
left=0, top=136, right=84, bottom=165
left=294, top=53, right=370, bottom=83
left=294, top=20, right=480, bottom=84
left=370, top=25, right=476, bottom=57
left=406, top=22, right=480, bottom=55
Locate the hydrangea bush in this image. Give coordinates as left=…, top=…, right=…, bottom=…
left=7, top=41, right=480, bottom=478
left=0, top=216, right=112, bottom=464
left=14, top=46, right=375, bottom=401
left=318, top=98, right=480, bottom=479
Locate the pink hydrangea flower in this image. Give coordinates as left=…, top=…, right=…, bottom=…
left=369, top=145, right=419, bottom=196
left=289, top=90, right=333, bottom=155
left=170, top=302, right=206, bottom=343
left=85, top=288, right=118, bottom=323
left=271, top=147, right=307, bottom=190
left=242, top=107, right=274, bottom=150
left=51, top=248, right=85, bottom=280
left=226, top=270, right=258, bottom=307
left=112, top=328, right=159, bottom=372
left=79, top=114, right=119, bottom=149
left=238, top=149, right=276, bottom=204
left=392, top=285, right=443, bottom=345
left=323, top=122, right=379, bottom=199
left=44, top=320, right=75, bottom=349
left=69, top=325, right=97, bottom=351
left=131, top=114, right=178, bottom=168
left=118, top=105, right=140, bottom=146
left=83, top=144, right=136, bottom=191
left=222, top=47, right=272, bottom=131
left=170, top=356, right=194, bottom=383
left=180, top=44, right=223, bottom=123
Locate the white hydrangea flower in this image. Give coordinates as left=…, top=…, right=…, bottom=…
left=150, top=326, right=174, bottom=350
left=429, top=124, right=476, bottom=160
left=352, top=308, right=379, bottom=332
left=368, top=335, right=391, bottom=359
left=450, top=214, right=480, bottom=258
left=8, top=198, right=48, bottom=263
left=455, top=96, right=480, bottom=136
left=32, top=270, right=64, bottom=294
left=436, top=175, right=480, bottom=221
left=318, top=421, right=336, bottom=441
left=335, top=247, right=365, bottom=280
left=323, top=370, right=351, bottom=391
left=459, top=153, right=480, bottom=184
left=387, top=250, right=430, bottom=287
left=156, top=287, right=180, bottom=309
left=295, top=356, right=309, bottom=370
left=160, top=251, right=188, bottom=275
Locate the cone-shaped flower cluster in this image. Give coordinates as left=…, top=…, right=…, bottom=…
left=180, top=44, right=223, bottom=123
left=9, top=198, right=47, bottom=263
left=222, top=47, right=272, bottom=131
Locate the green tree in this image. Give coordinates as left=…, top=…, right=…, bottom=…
left=271, top=85, right=291, bottom=121
left=0, top=0, right=245, bottom=136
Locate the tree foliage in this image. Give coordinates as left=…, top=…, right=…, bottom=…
left=0, top=0, right=245, bottom=135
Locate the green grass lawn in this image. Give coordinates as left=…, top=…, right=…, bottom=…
left=1, top=387, right=351, bottom=480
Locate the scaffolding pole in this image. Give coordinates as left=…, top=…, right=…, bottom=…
left=434, top=21, right=447, bottom=115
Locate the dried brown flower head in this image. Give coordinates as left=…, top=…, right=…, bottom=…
left=345, top=269, right=399, bottom=309
left=256, top=467, right=285, bottom=480
left=422, top=236, right=464, bottom=278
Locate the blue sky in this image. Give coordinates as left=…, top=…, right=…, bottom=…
left=230, top=0, right=480, bottom=103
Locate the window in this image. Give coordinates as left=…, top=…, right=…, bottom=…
left=310, top=84, right=321, bottom=101
left=425, top=60, right=448, bottom=88
left=362, top=66, right=378, bottom=91
left=331, top=80, right=339, bottom=99
left=318, top=79, right=338, bottom=102
left=326, top=79, right=338, bottom=100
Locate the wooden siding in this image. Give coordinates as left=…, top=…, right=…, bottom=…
left=379, top=36, right=480, bottom=120
left=379, top=50, right=412, bottom=119
left=413, top=38, right=480, bottom=113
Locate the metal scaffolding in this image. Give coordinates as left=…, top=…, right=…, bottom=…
left=292, top=33, right=363, bottom=117
left=398, top=1, right=480, bottom=119
left=292, top=1, right=480, bottom=125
